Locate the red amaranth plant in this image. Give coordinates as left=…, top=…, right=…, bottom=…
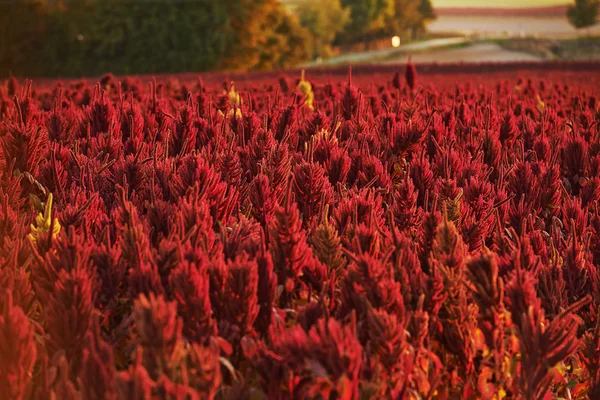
left=131, top=293, right=184, bottom=380
left=405, top=57, right=417, bottom=92
left=0, top=292, right=37, bottom=400
left=1, top=66, right=600, bottom=398
left=506, top=263, right=590, bottom=400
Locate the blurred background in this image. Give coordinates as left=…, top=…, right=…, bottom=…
left=0, top=0, right=599, bottom=78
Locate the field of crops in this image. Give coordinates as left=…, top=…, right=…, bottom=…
left=1, top=63, right=600, bottom=399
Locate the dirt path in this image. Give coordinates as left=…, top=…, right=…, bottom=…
left=384, top=43, right=543, bottom=64
left=303, top=37, right=469, bottom=67
left=304, top=40, right=543, bottom=68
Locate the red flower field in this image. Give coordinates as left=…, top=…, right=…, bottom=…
left=1, top=62, right=600, bottom=399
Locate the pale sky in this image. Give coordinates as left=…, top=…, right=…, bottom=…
left=432, top=0, right=568, bottom=7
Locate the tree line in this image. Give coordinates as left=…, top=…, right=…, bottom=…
left=567, top=0, right=599, bottom=31
left=296, top=0, right=435, bottom=59
left=0, top=0, right=435, bottom=78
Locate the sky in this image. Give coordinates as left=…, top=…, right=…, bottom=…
left=432, top=0, right=568, bottom=7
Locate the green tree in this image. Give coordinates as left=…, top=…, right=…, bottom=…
left=340, top=0, right=395, bottom=47
left=220, top=0, right=311, bottom=71
left=1, top=0, right=311, bottom=77
left=253, top=6, right=312, bottom=70
left=219, top=0, right=279, bottom=70
left=567, top=0, right=599, bottom=32
left=1, top=0, right=230, bottom=77
left=411, top=0, right=436, bottom=39
left=72, top=0, right=229, bottom=76
left=0, top=0, right=53, bottom=76
left=383, top=0, right=422, bottom=38
left=296, top=0, right=351, bottom=59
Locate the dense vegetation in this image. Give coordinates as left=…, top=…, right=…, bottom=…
left=0, top=0, right=435, bottom=78
left=0, top=0, right=314, bottom=77
left=567, top=0, right=599, bottom=31
left=1, top=63, right=600, bottom=398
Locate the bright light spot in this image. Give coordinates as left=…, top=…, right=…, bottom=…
left=391, top=36, right=401, bottom=48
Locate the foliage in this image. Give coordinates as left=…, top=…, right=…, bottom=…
left=0, top=0, right=53, bottom=77
left=567, top=0, right=599, bottom=31
left=296, top=0, right=351, bottom=59
left=419, top=0, right=436, bottom=23
left=251, top=4, right=312, bottom=70
left=78, top=0, right=229, bottom=76
left=414, top=0, right=437, bottom=37
left=384, top=0, right=423, bottom=35
left=2, top=64, right=600, bottom=398
left=337, top=0, right=437, bottom=45
left=340, top=0, right=395, bottom=45
left=0, top=0, right=309, bottom=77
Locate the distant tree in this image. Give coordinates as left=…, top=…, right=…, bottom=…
left=73, top=0, right=230, bottom=75
left=220, top=0, right=311, bottom=71
left=384, top=0, right=422, bottom=37
left=0, top=0, right=53, bottom=76
left=219, top=0, right=278, bottom=70
left=335, top=0, right=436, bottom=47
left=419, top=0, right=436, bottom=21
left=411, top=0, right=437, bottom=40
left=0, top=0, right=230, bottom=77
left=567, top=0, right=599, bottom=32
left=340, top=0, right=395, bottom=47
left=296, top=0, right=351, bottom=59
left=253, top=6, right=312, bottom=70
left=0, top=0, right=312, bottom=77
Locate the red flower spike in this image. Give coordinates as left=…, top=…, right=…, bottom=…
left=132, top=294, right=183, bottom=380
left=114, top=348, right=154, bottom=400
left=77, top=317, right=116, bottom=400
left=0, top=291, right=37, bottom=400
left=1, top=67, right=599, bottom=400
left=405, top=57, right=417, bottom=91
left=169, top=259, right=217, bottom=344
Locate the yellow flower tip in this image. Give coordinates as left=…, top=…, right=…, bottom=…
left=298, top=80, right=312, bottom=96
left=45, top=192, right=53, bottom=213
left=536, top=94, right=545, bottom=112
left=226, top=108, right=243, bottom=120
left=227, top=84, right=241, bottom=107
left=29, top=193, right=61, bottom=244
left=297, top=70, right=314, bottom=109
left=306, top=93, right=314, bottom=110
